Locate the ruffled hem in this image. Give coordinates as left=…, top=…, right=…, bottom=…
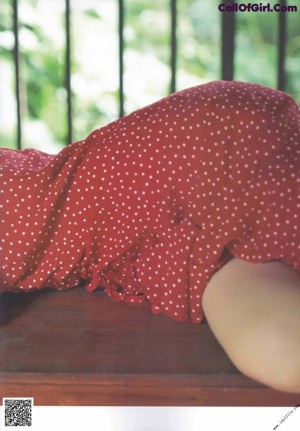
left=80, top=218, right=300, bottom=325
left=80, top=230, right=159, bottom=304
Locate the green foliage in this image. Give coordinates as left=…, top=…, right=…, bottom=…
left=125, top=0, right=170, bottom=65
left=0, top=0, right=299, bottom=150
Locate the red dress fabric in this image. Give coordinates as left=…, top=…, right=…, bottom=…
left=1, top=80, right=299, bottom=324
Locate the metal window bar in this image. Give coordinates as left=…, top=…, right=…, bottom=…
left=13, top=0, right=21, bottom=150
left=221, top=4, right=236, bottom=81
left=11, top=1, right=289, bottom=150
left=277, top=0, right=287, bottom=90
left=170, top=0, right=177, bottom=94
left=65, top=0, right=72, bottom=145
left=221, top=1, right=287, bottom=87
left=119, top=0, right=178, bottom=116
left=119, top=0, right=125, bottom=118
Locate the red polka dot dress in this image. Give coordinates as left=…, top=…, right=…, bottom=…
left=1, top=81, right=299, bottom=324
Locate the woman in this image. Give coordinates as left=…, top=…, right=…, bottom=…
left=1, top=80, right=299, bottom=393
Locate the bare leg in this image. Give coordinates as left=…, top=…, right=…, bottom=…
left=202, top=257, right=300, bottom=393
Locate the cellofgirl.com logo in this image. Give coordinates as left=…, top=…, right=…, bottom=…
left=218, top=2, right=298, bottom=13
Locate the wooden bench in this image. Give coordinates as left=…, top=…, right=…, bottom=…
left=0, top=286, right=299, bottom=406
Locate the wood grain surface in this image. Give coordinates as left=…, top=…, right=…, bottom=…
left=0, top=287, right=299, bottom=406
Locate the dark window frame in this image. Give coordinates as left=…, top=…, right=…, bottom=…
left=11, top=0, right=287, bottom=149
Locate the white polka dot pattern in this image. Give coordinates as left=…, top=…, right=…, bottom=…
left=0, top=81, right=299, bottom=323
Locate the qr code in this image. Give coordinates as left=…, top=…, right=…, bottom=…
left=4, top=398, right=33, bottom=427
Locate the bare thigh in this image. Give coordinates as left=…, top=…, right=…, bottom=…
left=202, top=257, right=300, bottom=393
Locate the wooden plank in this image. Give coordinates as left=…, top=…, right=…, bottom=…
left=0, top=287, right=298, bottom=406
left=0, top=288, right=234, bottom=375
left=1, top=373, right=299, bottom=406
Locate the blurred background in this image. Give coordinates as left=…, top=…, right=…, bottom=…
left=0, top=0, right=299, bottom=152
